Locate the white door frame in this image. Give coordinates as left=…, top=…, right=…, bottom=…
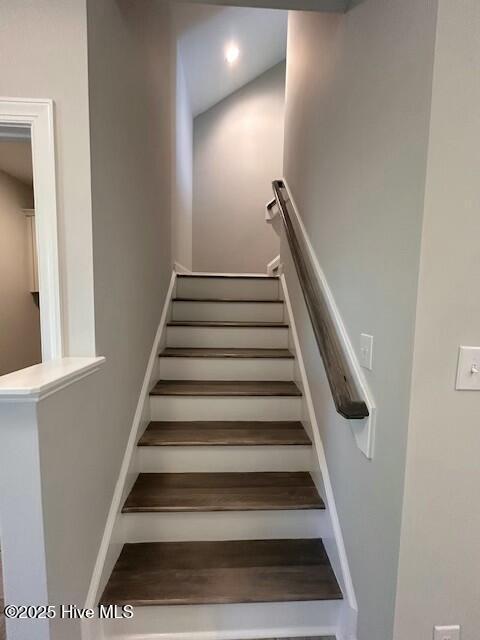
left=0, top=98, right=63, bottom=361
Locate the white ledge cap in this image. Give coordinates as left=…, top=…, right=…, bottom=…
left=0, top=357, right=106, bottom=402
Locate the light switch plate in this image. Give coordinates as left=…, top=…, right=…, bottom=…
left=433, top=624, right=460, bottom=640
left=456, top=346, right=480, bottom=390
left=360, top=334, right=373, bottom=370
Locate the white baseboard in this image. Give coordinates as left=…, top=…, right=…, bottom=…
left=280, top=272, right=358, bottom=640
left=83, top=271, right=176, bottom=615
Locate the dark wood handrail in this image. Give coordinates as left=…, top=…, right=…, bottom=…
left=272, top=180, right=369, bottom=420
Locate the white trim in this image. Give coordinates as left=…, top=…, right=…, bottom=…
left=0, top=98, right=62, bottom=361
left=281, top=177, right=376, bottom=459
left=174, top=261, right=192, bottom=274
left=84, top=271, right=176, bottom=611
left=280, top=273, right=358, bottom=640
left=0, top=357, right=105, bottom=402
left=267, top=254, right=281, bottom=276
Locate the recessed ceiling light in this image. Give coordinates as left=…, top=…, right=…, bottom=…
left=225, top=44, right=240, bottom=65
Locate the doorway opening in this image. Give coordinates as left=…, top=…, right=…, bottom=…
left=172, top=3, right=287, bottom=275
left=0, top=127, right=41, bottom=376
left=0, top=99, right=62, bottom=377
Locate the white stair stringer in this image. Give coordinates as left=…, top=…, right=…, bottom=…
left=279, top=270, right=358, bottom=640
left=101, top=599, right=341, bottom=640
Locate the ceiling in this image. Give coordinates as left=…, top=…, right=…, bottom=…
left=0, top=139, right=33, bottom=186
left=175, top=4, right=288, bottom=116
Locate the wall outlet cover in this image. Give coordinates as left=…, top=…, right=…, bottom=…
left=360, top=333, right=374, bottom=370
left=434, top=624, right=461, bottom=640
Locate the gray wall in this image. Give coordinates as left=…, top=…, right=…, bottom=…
left=0, top=170, right=40, bottom=375
left=172, top=48, right=193, bottom=270
left=282, top=3, right=438, bottom=639
left=394, top=2, right=480, bottom=638
left=0, top=3, right=173, bottom=635
left=0, top=0, right=95, bottom=355
left=193, top=63, right=284, bottom=273
left=85, top=0, right=172, bottom=606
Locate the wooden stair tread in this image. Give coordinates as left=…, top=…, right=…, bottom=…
left=150, top=380, right=302, bottom=397
left=168, top=320, right=288, bottom=328
left=123, top=472, right=325, bottom=513
left=100, top=539, right=342, bottom=606
left=173, top=298, right=284, bottom=303
left=160, top=347, right=294, bottom=359
left=177, top=274, right=278, bottom=280
left=138, top=421, right=312, bottom=446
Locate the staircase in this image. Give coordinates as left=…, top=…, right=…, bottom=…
left=101, top=274, right=343, bottom=640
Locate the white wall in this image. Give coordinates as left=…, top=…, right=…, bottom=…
left=0, top=400, right=50, bottom=640
left=394, top=2, right=480, bottom=638
left=0, top=0, right=95, bottom=356
left=0, top=170, right=41, bottom=375
left=193, top=63, right=285, bottom=273
left=172, top=47, right=193, bottom=270
left=282, top=3, right=438, bottom=639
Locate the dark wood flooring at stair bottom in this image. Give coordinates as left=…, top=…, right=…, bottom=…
left=150, top=380, right=302, bottom=397
left=160, top=347, right=294, bottom=359
left=177, top=274, right=278, bottom=280
left=122, top=472, right=325, bottom=513
left=168, top=320, right=288, bottom=328
left=101, top=539, right=342, bottom=606
left=173, top=298, right=284, bottom=303
left=138, top=421, right=311, bottom=446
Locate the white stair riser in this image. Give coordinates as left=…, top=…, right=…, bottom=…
left=101, top=599, right=341, bottom=639
left=159, top=357, right=294, bottom=381
left=150, top=396, right=302, bottom=422
left=176, top=277, right=279, bottom=300
left=166, top=326, right=288, bottom=349
left=138, top=445, right=311, bottom=473
left=121, top=509, right=327, bottom=543
left=172, top=301, right=285, bottom=323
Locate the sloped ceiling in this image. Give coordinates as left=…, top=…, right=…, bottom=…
left=175, top=4, right=288, bottom=116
